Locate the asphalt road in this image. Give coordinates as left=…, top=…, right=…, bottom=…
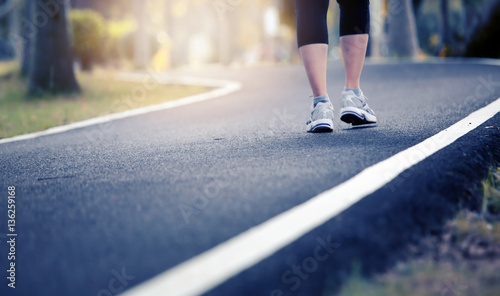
left=1, top=60, right=500, bottom=296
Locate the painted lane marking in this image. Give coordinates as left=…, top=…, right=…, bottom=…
left=121, top=98, right=500, bottom=296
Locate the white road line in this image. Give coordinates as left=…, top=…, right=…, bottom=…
left=0, top=74, right=241, bottom=145
left=121, top=98, right=500, bottom=296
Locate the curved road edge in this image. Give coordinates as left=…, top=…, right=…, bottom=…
left=0, top=72, right=242, bottom=146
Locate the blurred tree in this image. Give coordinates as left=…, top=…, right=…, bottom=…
left=0, top=0, right=17, bottom=60
left=20, top=0, right=33, bottom=76
left=387, top=0, right=420, bottom=57
left=28, top=0, right=80, bottom=95
left=462, top=0, right=500, bottom=54
left=133, top=0, right=151, bottom=68
left=8, top=0, right=20, bottom=58
left=70, top=9, right=106, bottom=71
left=412, top=0, right=424, bottom=14
left=164, top=0, right=175, bottom=68
left=370, top=0, right=384, bottom=57
left=280, top=0, right=295, bottom=29
left=215, top=1, right=232, bottom=65
left=104, top=18, right=135, bottom=64
left=465, top=1, right=500, bottom=58
left=0, top=0, right=9, bottom=16
left=439, top=0, right=451, bottom=56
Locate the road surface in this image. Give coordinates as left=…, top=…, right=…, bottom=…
left=1, top=60, right=500, bottom=296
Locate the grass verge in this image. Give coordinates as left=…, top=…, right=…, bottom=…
left=0, top=62, right=208, bottom=139
left=336, top=166, right=500, bottom=296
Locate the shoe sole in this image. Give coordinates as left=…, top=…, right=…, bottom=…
left=307, top=119, right=334, bottom=133
left=340, top=107, right=377, bottom=126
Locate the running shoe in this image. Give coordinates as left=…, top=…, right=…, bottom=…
left=306, top=101, right=334, bottom=133
left=340, top=90, right=377, bottom=125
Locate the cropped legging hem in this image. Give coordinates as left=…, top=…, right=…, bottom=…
left=295, top=0, right=370, bottom=48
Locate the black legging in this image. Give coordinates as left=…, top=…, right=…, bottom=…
left=295, top=0, right=370, bottom=48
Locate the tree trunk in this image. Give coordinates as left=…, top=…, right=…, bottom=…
left=1, top=0, right=17, bottom=60
left=370, top=0, right=384, bottom=57
left=9, top=0, right=21, bottom=58
left=412, top=0, right=424, bottom=14
left=165, top=0, right=175, bottom=68
left=387, top=0, right=419, bottom=57
left=20, top=0, right=33, bottom=77
left=133, top=0, right=151, bottom=69
left=216, top=3, right=234, bottom=65
left=439, top=0, right=450, bottom=55
left=28, top=0, right=80, bottom=96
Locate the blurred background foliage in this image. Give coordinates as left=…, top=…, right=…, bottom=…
left=0, top=0, right=498, bottom=70
left=0, top=0, right=498, bottom=86
left=70, top=9, right=106, bottom=70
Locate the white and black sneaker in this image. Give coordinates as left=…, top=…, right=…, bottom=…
left=340, top=90, right=377, bottom=126
left=306, top=101, right=334, bottom=133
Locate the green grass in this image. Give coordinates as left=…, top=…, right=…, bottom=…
left=0, top=63, right=208, bottom=138
left=338, top=262, right=472, bottom=296
left=338, top=259, right=500, bottom=296
left=336, top=165, right=500, bottom=296
left=482, top=166, right=500, bottom=215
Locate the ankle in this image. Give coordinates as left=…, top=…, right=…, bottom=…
left=344, top=87, right=362, bottom=96
left=313, top=94, right=330, bottom=107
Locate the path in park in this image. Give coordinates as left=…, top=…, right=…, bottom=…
left=1, top=60, right=500, bottom=296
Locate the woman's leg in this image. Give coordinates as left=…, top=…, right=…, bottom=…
left=296, top=0, right=335, bottom=132
left=341, top=34, right=369, bottom=89
left=299, top=44, right=328, bottom=97
left=295, top=0, right=330, bottom=98
left=337, top=0, right=377, bottom=125
left=337, top=0, right=370, bottom=90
